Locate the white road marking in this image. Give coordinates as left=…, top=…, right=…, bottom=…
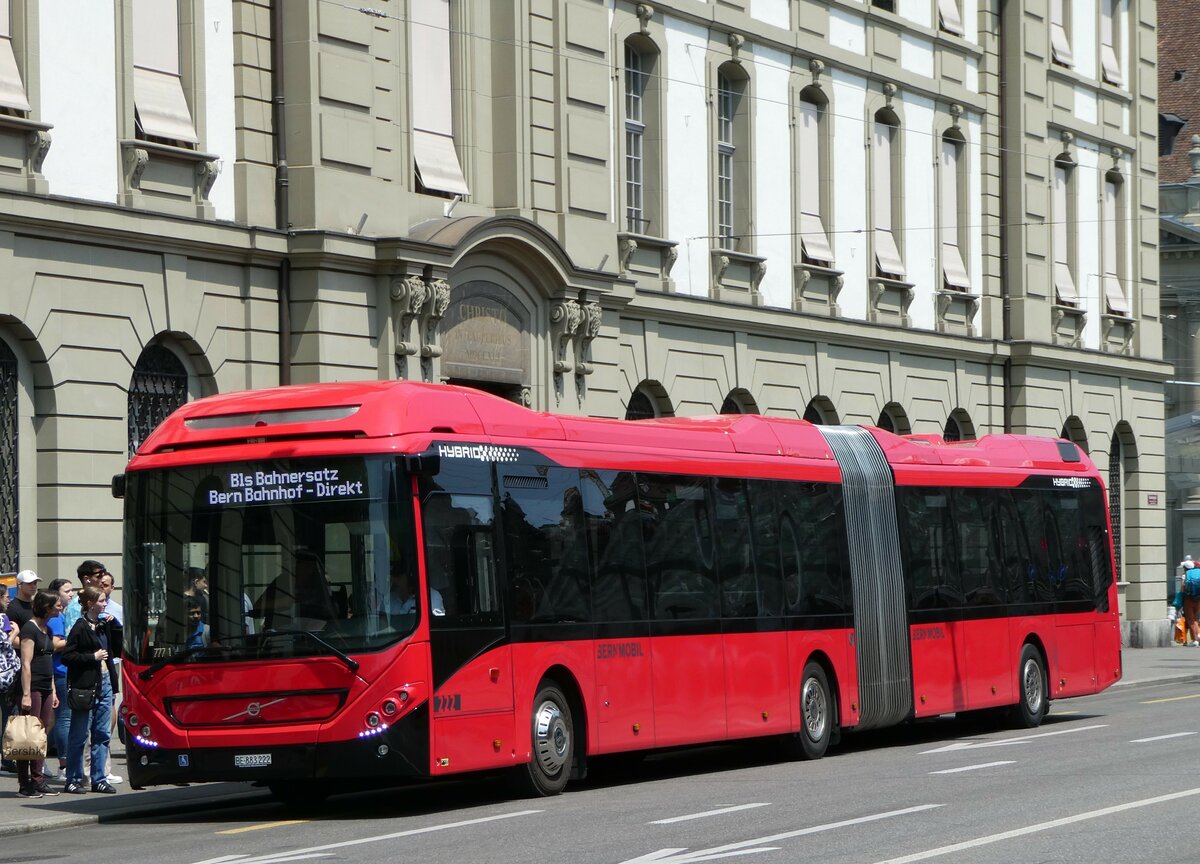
left=189, top=809, right=544, bottom=864
left=620, top=804, right=941, bottom=863
left=1131, top=731, right=1198, bottom=743
left=870, top=787, right=1200, bottom=864
left=928, top=761, right=1015, bottom=775
left=651, top=803, right=771, bottom=824
left=920, top=723, right=1108, bottom=754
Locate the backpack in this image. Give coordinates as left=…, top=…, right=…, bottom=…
left=0, top=615, right=20, bottom=694
left=1186, top=568, right=1200, bottom=599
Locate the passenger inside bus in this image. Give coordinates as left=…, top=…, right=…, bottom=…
left=255, top=551, right=336, bottom=632
left=386, top=563, right=445, bottom=621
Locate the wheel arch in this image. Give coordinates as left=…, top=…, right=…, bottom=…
left=539, top=664, right=588, bottom=780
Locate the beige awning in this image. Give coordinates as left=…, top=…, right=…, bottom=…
left=799, top=212, right=835, bottom=266
left=875, top=229, right=906, bottom=280
left=1104, top=274, right=1130, bottom=316
left=134, top=66, right=198, bottom=145
left=0, top=37, right=29, bottom=113
left=413, top=129, right=470, bottom=196
left=1051, top=24, right=1074, bottom=67
left=1100, top=44, right=1123, bottom=86
left=942, top=243, right=971, bottom=291
left=938, top=0, right=964, bottom=36
left=1053, top=262, right=1079, bottom=305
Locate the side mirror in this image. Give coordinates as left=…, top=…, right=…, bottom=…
left=404, top=451, right=441, bottom=477
left=111, top=474, right=126, bottom=499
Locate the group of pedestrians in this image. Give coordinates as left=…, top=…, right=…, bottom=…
left=0, top=560, right=123, bottom=798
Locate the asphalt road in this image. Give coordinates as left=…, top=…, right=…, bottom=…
left=8, top=679, right=1193, bottom=864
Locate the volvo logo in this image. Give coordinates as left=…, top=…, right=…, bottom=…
left=222, top=697, right=286, bottom=722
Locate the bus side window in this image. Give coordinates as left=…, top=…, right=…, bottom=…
left=422, top=491, right=498, bottom=624
left=714, top=477, right=758, bottom=618
left=746, top=480, right=782, bottom=617
left=641, top=474, right=718, bottom=620
left=583, top=469, right=647, bottom=621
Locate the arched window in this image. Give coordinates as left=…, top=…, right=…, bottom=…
left=1060, top=416, right=1089, bottom=453
left=0, top=339, right=17, bottom=572
left=1108, top=431, right=1123, bottom=582
left=626, top=390, right=655, bottom=420
left=878, top=402, right=911, bottom=435
left=944, top=409, right=975, bottom=442
left=720, top=389, right=758, bottom=415
left=803, top=396, right=838, bottom=426
left=128, top=344, right=188, bottom=456
left=625, top=381, right=672, bottom=420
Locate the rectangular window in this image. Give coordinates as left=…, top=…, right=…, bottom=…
left=1102, top=179, right=1130, bottom=315
left=938, top=0, right=964, bottom=36
left=717, top=75, right=736, bottom=250
left=583, top=469, right=647, bottom=622
left=1050, top=0, right=1074, bottom=67
left=940, top=139, right=971, bottom=291
left=873, top=121, right=905, bottom=279
left=1052, top=165, right=1079, bottom=305
left=133, top=0, right=198, bottom=145
left=410, top=0, right=470, bottom=196
left=641, top=475, right=718, bottom=621
left=625, top=46, right=646, bottom=234
left=1099, top=0, right=1122, bottom=86
left=798, top=100, right=834, bottom=265
left=0, top=0, right=30, bottom=113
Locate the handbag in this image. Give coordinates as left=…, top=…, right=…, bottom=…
left=2, top=714, right=47, bottom=761
left=67, top=686, right=96, bottom=711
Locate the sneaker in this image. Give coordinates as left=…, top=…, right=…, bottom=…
left=33, top=783, right=60, bottom=797
left=90, top=781, right=117, bottom=794
left=63, top=782, right=87, bottom=795
left=105, top=773, right=124, bottom=785
left=16, top=786, right=43, bottom=799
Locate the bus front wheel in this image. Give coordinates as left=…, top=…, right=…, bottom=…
left=793, top=661, right=833, bottom=760
left=1009, top=644, right=1048, bottom=728
left=515, top=682, right=573, bottom=797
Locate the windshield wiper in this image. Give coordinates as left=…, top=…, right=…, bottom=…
left=139, top=645, right=212, bottom=681
left=259, top=629, right=360, bottom=673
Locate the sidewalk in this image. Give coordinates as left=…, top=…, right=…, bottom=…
left=0, top=644, right=1196, bottom=837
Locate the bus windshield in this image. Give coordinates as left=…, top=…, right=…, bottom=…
left=122, top=455, right=418, bottom=666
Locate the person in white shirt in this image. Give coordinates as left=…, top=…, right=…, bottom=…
left=387, top=565, right=445, bottom=618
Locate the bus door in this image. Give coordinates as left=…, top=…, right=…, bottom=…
left=956, top=489, right=1013, bottom=709
left=1047, top=486, right=1101, bottom=697
left=421, top=458, right=514, bottom=774
left=582, top=470, right=654, bottom=752
left=642, top=474, right=727, bottom=746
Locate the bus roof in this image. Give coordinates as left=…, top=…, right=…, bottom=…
left=131, top=380, right=1093, bottom=475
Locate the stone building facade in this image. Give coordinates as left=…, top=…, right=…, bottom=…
left=0, top=0, right=1169, bottom=643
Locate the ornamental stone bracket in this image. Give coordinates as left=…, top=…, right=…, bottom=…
left=793, top=263, right=844, bottom=317
left=550, top=298, right=602, bottom=381
left=119, top=138, right=221, bottom=218
left=934, top=289, right=980, bottom=337
left=550, top=298, right=584, bottom=374
left=0, top=114, right=52, bottom=194
left=1101, top=313, right=1136, bottom=356
left=390, top=272, right=449, bottom=381
left=868, top=275, right=915, bottom=327
left=1052, top=304, right=1086, bottom=349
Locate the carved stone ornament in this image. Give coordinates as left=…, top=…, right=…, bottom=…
left=575, top=301, right=603, bottom=377
left=551, top=299, right=583, bottom=374
left=391, top=275, right=428, bottom=357
left=636, top=3, right=654, bottom=35
left=949, top=103, right=963, bottom=128
left=421, top=278, right=451, bottom=358
left=809, top=58, right=824, bottom=85
left=27, top=130, right=51, bottom=174
left=728, top=33, right=744, bottom=64
left=883, top=81, right=897, bottom=108
left=125, top=147, right=150, bottom=189
left=619, top=236, right=638, bottom=275
left=713, top=254, right=731, bottom=294
left=751, top=260, right=767, bottom=292
left=664, top=244, right=679, bottom=277
left=936, top=292, right=953, bottom=322
left=196, top=159, right=221, bottom=199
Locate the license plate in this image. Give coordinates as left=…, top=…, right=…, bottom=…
left=234, top=753, right=272, bottom=768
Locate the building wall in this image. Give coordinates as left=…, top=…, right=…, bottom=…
left=0, top=0, right=1169, bottom=645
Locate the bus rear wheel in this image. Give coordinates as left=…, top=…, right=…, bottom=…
left=1009, top=644, right=1048, bottom=728
left=514, top=682, right=573, bottom=797
left=788, top=661, right=833, bottom=760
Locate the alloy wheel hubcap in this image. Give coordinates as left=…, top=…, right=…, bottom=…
left=533, top=700, right=569, bottom=775
left=801, top=678, right=827, bottom=741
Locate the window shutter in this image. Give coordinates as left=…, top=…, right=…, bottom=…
left=133, top=0, right=198, bottom=144
left=938, top=0, right=964, bottom=36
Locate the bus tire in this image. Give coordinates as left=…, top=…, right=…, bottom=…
left=795, top=661, right=833, bottom=760
left=1009, top=644, right=1048, bottom=728
left=515, top=682, right=573, bottom=797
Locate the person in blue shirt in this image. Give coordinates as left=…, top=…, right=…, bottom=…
left=63, top=560, right=107, bottom=634
left=186, top=599, right=209, bottom=648
left=45, top=578, right=74, bottom=781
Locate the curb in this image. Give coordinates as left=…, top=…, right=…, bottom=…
left=0, top=786, right=271, bottom=839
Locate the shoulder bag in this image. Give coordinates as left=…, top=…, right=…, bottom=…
left=2, top=714, right=47, bottom=761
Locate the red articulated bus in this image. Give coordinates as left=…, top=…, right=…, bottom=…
left=114, top=380, right=1121, bottom=800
